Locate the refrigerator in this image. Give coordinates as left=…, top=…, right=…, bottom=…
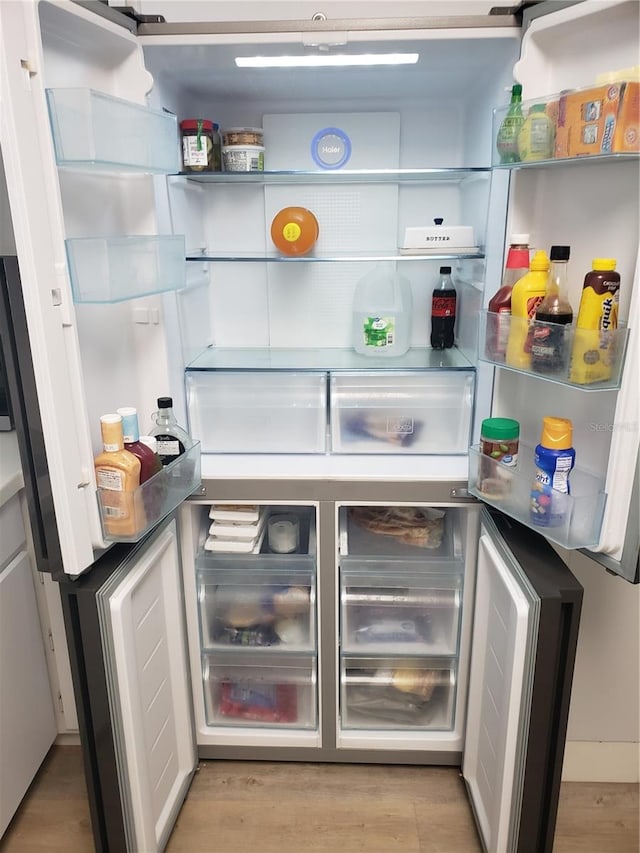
left=0, top=1, right=637, bottom=851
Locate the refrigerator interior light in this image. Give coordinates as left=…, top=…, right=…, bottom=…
left=235, top=53, right=420, bottom=68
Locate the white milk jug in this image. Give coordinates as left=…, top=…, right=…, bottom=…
left=352, top=263, right=413, bottom=357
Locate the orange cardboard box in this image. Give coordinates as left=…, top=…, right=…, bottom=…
left=555, top=82, right=639, bottom=157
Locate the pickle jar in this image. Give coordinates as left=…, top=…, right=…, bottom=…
left=180, top=119, right=218, bottom=172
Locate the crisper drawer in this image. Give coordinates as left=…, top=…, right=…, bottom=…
left=330, top=371, right=474, bottom=454
left=186, top=371, right=327, bottom=454
left=341, top=657, right=456, bottom=731
left=203, top=652, right=317, bottom=729
left=197, top=564, right=316, bottom=653
left=340, top=570, right=462, bottom=657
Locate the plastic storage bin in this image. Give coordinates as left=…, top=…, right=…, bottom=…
left=65, top=235, right=186, bottom=303
left=46, top=88, right=180, bottom=173
left=97, top=441, right=201, bottom=543
left=186, top=371, right=327, bottom=454
left=330, top=371, right=474, bottom=454
left=203, top=652, right=317, bottom=729
left=340, top=657, right=456, bottom=730
left=468, top=443, right=607, bottom=549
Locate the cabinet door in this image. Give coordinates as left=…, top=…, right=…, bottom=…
left=96, top=520, right=196, bottom=853
left=463, top=509, right=582, bottom=853
left=0, top=550, right=57, bottom=836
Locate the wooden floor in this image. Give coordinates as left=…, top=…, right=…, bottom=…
left=1, top=747, right=638, bottom=852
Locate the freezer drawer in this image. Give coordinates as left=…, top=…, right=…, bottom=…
left=203, top=652, right=317, bottom=729
left=339, top=505, right=463, bottom=561
left=186, top=371, right=327, bottom=454
left=330, top=371, right=474, bottom=454
left=197, top=566, right=316, bottom=653
left=45, top=88, right=180, bottom=173
left=340, top=657, right=456, bottom=731
left=340, top=570, right=462, bottom=657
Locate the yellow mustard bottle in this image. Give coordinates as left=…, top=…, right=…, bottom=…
left=505, top=249, right=550, bottom=369
left=94, top=413, right=143, bottom=537
left=569, top=258, right=620, bottom=384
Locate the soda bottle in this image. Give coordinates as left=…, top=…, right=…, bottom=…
left=531, top=245, right=574, bottom=375
left=430, top=266, right=456, bottom=350
left=496, top=84, right=524, bottom=165
left=485, top=234, right=530, bottom=362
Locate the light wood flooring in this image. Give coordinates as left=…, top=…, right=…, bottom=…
left=1, top=746, right=638, bottom=852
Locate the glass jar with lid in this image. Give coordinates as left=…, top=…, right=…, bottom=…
left=180, top=119, right=221, bottom=172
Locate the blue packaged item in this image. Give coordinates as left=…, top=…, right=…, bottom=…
left=530, top=417, right=576, bottom=527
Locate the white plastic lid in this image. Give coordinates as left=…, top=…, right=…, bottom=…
left=116, top=406, right=137, bottom=417
left=510, top=233, right=530, bottom=244
left=139, top=435, right=158, bottom=453
left=100, top=413, right=121, bottom=424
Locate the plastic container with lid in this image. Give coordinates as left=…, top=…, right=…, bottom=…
left=478, top=417, right=520, bottom=499
left=222, top=144, right=264, bottom=172
left=180, top=119, right=221, bottom=172
left=517, top=103, right=556, bottom=161
left=270, top=206, right=319, bottom=256
left=222, top=127, right=264, bottom=147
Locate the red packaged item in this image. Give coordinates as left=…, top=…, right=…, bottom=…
left=219, top=681, right=298, bottom=723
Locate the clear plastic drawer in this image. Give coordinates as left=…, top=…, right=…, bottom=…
left=330, top=371, right=474, bottom=454
left=65, top=235, right=186, bottom=303
left=186, top=371, right=327, bottom=454
left=46, top=88, right=180, bottom=173
left=203, top=652, right=317, bottom=729
left=340, top=571, right=462, bottom=657
left=197, top=566, right=316, bottom=653
left=340, top=657, right=456, bottom=731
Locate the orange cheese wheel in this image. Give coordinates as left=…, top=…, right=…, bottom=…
left=270, top=206, right=319, bottom=256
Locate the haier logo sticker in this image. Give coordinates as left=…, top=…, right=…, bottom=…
left=311, top=127, right=351, bottom=169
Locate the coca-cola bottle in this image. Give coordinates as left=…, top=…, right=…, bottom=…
left=430, top=266, right=456, bottom=350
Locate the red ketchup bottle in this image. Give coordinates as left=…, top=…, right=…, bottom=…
left=486, top=234, right=530, bottom=362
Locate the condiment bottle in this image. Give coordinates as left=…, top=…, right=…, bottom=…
left=486, top=234, right=530, bottom=362
left=94, top=414, right=143, bottom=537
left=570, top=258, right=620, bottom=384
left=517, top=103, right=555, bottom=162
left=530, top=245, right=574, bottom=375
left=149, top=396, right=192, bottom=466
left=430, top=266, right=456, bottom=350
left=530, top=416, right=575, bottom=528
left=505, top=249, right=549, bottom=370
left=496, top=84, right=524, bottom=164
left=116, top=407, right=161, bottom=484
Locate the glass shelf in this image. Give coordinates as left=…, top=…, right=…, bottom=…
left=478, top=311, right=628, bottom=390
left=468, top=444, right=606, bottom=550
left=98, top=442, right=201, bottom=543
left=186, top=250, right=485, bottom=263
left=46, top=88, right=180, bottom=174
left=66, top=235, right=186, bottom=303
left=493, top=151, right=639, bottom=170
left=176, top=167, right=491, bottom=185
left=186, top=347, right=475, bottom=372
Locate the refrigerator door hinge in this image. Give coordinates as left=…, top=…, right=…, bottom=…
left=52, top=262, right=74, bottom=327
left=48, top=629, right=55, bottom=652
left=450, top=488, right=472, bottom=499
left=110, top=5, right=166, bottom=25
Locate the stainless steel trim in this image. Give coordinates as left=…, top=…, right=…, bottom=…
left=137, top=15, right=519, bottom=37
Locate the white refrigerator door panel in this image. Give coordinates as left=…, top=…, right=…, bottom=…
left=0, top=1, right=171, bottom=575
left=98, top=521, right=196, bottom=853
left=463, top=528, right=537, bottom=853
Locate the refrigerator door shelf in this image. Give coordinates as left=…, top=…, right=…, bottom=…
left=46, top=88, right=180, bottom=174
left=202, top=652, right=317, bottom=730
left=331, top=372, right=475, bottom=455
left=197, top=567, right=316, bottom=654
left=340, top=570, right=463, bottom=657
left=65, top=235, right=186, bottom=304
left=97, top=442, right=201, bottom=544
left=479, top=311, right=629, bottom=391
left=340, top=657, right=456, bottom=732
left=468, top=444, right=606, bottom=550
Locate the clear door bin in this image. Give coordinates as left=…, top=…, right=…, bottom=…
left=468, top=444, right=607, bottom=550
left=46, top=88, right=180, bottom=173
left=197, top=565, right=316, bottom=653
left=203, top=653, right=317, bottom=729
left=97, top=442, right=201, bottom=542
left=341, top=571, right=462, bottom=657
left=65, top=235, right=186, bottom=303
left=186, top=371, right=327, bottom=454
left=479, top=311, right=629, bottom=390
left=341, top=658, right=456, bottom=731
left=330, top=372, right=474, bottom=454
